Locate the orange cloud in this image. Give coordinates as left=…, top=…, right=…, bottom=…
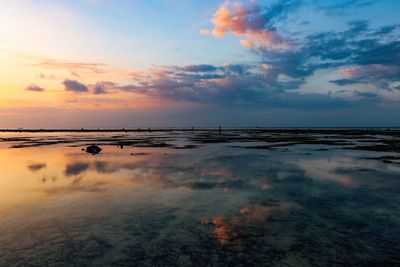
left=206, top=2, right=288, bottom=49
left=262, top=63, right=271, bottom=72
left=339, top=67, right=359, bottom=76
left=339, top=64, right=398, bottom=78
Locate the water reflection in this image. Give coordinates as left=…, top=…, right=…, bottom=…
left=0, top=132, right=399, bottom=266
left=65, top=162, right=90, bottom=176
left=27, top=163, right=47, bottom=172
left=45, top=178, right=108, bottom=196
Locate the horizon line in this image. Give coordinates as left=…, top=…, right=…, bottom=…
left=1, top=126, right=400, bottom=133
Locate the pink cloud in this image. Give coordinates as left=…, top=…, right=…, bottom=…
left=339, top=67, right=359, bottom=76
left=339, top=64, right=398, bottom=78
left=240, top=39, right=256, bottom=48
left=206, top=2, right=288, bottom=49
left=262, top=64, right=271, bottom=72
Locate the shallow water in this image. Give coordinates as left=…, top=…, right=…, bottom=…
left=0, top=131, right=399, bottom=266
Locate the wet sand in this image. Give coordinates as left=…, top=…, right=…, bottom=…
left=1, top=128, right=400, bottom=153
left=0, top=129, right=399, bottom=266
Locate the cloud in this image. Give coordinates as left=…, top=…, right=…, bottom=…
left=20, top=0, right=397, bottom=114
left=177, top=64, right=218, bottom=72
left=26, top=84, right=45, bottom=92
left=63, top=79, right=88, bottom=93
left=255, top=20, right=400, bottom=92
left=39, top=73, right=56, bottom=79
left=112, top=64, right=265, bottom=104
left=93, top=81, right=116, bottom=94
left=94, top=83, right=107, bottom=94
left=330, top=79, right=358, bottom=86
left=317, top=0, right=378, bottom=11
left=332, top=64, right=400, bottom=89
left=205, top=2, right=288, bottom=49
left=38, top=59, right=107, bottom=74
left=240, top=39, right=256, bottom=48
left=263, top=0, right=303, bottom=25
left=262, top=0, right=378, bottom=22
left=200, top=28, right=211, bottom=35
left=45, top=17, right=399, bottom=110
left=31, top=56, right=140, bottom=79
left=373, top=25, right=399, bottom=36
left=71, top=71, right=81, bottom=78
left=53, top=43, right=393, bottom=110
left=353, top=90, right=379, bottom=98
left=201, top=1, right=399, bottom=94
left=202, top=1, right=380, bottom=49
left=82, top=63, right=366, bottom=110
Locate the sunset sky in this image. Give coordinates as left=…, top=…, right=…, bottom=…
left=0, top=0, right=399, bottom=128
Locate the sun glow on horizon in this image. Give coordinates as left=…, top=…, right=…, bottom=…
left=0, top=0, right=399, bottom=127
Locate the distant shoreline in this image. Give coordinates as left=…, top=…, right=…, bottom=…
left=0, top=127, right=399, bottom=133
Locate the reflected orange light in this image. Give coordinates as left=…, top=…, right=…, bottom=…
left=0, top=140, right=171, bottom=215
left=338, top=176, right=358, bottom=187
left=205, top=203, right=292, bottom=247
left=260, top=183, right=272, bottom=190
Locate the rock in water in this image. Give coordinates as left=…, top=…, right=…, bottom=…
left=86, top=145, right=102, bottom=155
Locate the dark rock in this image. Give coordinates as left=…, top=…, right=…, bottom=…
left=86, top=145, right=102, bottom=155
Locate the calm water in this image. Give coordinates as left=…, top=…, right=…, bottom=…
left=0, top=131, right=399, bottom=266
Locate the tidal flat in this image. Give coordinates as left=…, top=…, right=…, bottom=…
left=0, top=129, right=399, bottom=266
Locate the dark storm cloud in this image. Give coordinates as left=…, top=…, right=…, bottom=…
left=63, top=79, right=88, bottom=92
left=26, top=84, right=45, bottom=92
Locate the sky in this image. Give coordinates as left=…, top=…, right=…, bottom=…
left=0, top=0, right=399, bottom=128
